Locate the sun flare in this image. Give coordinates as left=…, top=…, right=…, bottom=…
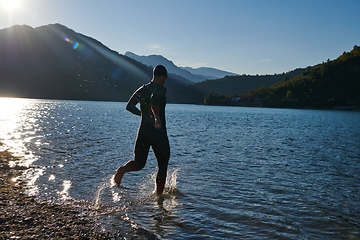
left=1, top=0, right=21, bottom=11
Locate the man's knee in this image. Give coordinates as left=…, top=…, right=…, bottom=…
left=133, top=158, right=146, bottom=170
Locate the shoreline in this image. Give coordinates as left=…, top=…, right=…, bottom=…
left=205, top=104, right=360, bottom=111
left=2, top=96, right=359, bottom=112
left=0, top=146, right=118, bottom=239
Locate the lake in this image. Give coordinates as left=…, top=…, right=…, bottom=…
left=1, top=97, right=359, bottom=239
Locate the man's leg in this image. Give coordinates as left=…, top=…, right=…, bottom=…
left=114, top=160, right=137, bottom=187
left=114, top=125, right=150, bottom=187
left=152, top=132, right=170, bottom=194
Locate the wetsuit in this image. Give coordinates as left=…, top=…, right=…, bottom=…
left=126, top=81, right=170, bottom=183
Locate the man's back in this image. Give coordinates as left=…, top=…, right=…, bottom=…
left=132, top=82, right=167, bottom=127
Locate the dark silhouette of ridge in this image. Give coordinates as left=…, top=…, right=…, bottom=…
left=0, top=24, right=192, bottom=102
left=2, top=23, right=354, bottom=106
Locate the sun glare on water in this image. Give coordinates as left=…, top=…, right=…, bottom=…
left=1, top=0, right=21, bottom=11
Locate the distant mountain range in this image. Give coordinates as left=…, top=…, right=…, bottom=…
left=2, top=23, right=355, bottom=106
left=181, top=66, right=236, bottom=79
left=125, top=51, right=237, bottom=82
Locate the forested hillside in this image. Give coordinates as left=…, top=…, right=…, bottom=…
left=206, top=46, right=360, bottom=108
left=172, top=67, right=310, bottom=104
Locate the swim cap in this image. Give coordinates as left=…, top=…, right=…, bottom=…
left=153, top=65, right=168, bottom=76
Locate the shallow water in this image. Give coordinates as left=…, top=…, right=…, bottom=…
left=1, top=97, right=360, bottom=239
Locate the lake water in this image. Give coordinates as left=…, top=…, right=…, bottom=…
left=1, top=97, right=360, bottom=239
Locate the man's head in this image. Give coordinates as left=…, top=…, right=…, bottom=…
left=153, top=65, right=168, bottom=77
left=153, top=65, right=168, bottom=85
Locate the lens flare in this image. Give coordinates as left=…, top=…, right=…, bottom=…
left=112, top=68, right=122, bottom=79
left=63, top=36, right=79, bottom=49
left=72, top=42, right=79, bottom=49
left=63, top=36, right=95, bottom=59
left=63, top=37, right=71, bottom=43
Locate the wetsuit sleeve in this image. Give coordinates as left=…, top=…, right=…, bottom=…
left=126, top=90, right=141, bottom=116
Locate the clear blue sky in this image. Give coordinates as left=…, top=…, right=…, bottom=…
left=1, top=0, right=359, bottom=75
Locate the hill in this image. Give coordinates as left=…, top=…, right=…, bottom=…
left=229, top=46, right=360, bottom=108
left=3, top=23, right=354, bottom=107
left=170, top=67, right=310, bottom=104
left=0, top=23, right=302, bottom=105
left=0, top=24, right=192, bottom=102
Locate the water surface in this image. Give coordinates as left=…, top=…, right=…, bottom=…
left=1, top=98, right=359, bottom=239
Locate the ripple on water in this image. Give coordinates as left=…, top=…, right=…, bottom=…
left=1, top=100, right=360, bottom=239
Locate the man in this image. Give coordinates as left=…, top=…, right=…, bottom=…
left=114, top=65, right=170, bottom=195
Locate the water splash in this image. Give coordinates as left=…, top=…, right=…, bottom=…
left=94, top=175, right=113, bottom=210
left=137, top=168, right=182, bottom=198
left=166, top=168, right=182, bottom=195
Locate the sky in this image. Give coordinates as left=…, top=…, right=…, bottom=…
left=1, top=0, right=359, bottom=75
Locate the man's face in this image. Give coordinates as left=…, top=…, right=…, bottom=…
left=161, top=75, right=168, bottom=84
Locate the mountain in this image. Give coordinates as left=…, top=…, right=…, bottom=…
left=125, top=51, right=237, bottom=82
left=0, top=24, right=192, bottom=102
left=181, top=66, right=237, bottom=79
left=3, top=23, right=355, bottom=107
left=0, top=24, right=312, bottom=105
left=125, top=51, right=207, bottom=82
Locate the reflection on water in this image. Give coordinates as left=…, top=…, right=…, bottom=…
left=1, top=98, right=360, bottom=239
left=0, top=98, right=38, bottom=167
left=59, top=180, right=72, bottom=200
left=20, top=167, right=45, bottom=196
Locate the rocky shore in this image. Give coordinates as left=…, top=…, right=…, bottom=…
left=0, top=147, right=117, bottom=240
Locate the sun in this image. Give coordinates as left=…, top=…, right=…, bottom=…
left=1, top=0, right=21, bottom=11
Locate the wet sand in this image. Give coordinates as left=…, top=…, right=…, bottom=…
left=0, top=147, right=117, bottom=239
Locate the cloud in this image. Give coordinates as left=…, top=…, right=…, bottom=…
left=144, top=44, right=177, bottom=58
left=250, top=59, right=271, bottom=65
left=190, top=62, right=209, bottom=68
left=175, top=59, right=209, bottom=68
left=147, top=44, right=161, bottom=50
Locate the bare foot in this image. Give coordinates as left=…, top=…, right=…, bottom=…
left=156, top=179, right=165, bottom=195
left=114, top=167, right=124, bottom=187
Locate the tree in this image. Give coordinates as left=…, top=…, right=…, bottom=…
left=204, top=92, right=218, bottom=105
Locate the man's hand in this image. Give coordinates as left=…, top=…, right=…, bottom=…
left=151, top=105, right=161, bottom=129
left=154, top=116, right=161, bottom=129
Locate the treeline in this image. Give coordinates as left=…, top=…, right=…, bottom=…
left=205, top=45, right=360, bottom=108
left=204, top=92, right=232, bottom=105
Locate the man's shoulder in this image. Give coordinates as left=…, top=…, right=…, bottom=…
left=137, top=82, right=167, bottom=97
left=151, top=83, right=167, bottom=94
left=136, top=83, right=151, bottom=93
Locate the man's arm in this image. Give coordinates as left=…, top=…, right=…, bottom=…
left=151, top=105, right=161, bottom=129
left=126, top=94, right=141, bottom=116
left=150, top=87, right=166, bottom=129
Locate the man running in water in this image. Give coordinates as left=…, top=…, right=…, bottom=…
left=114, top=65, right=170, bottom=195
